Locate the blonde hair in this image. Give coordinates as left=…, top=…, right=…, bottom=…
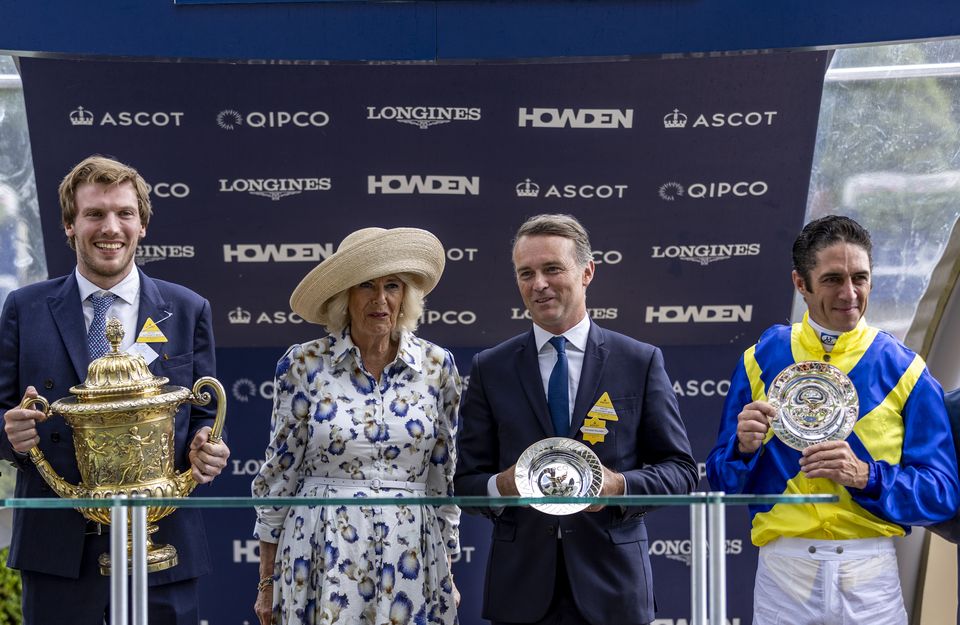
left=59, top=155, right=152, bottom=250
left=320, top=273, right=425, bottom=339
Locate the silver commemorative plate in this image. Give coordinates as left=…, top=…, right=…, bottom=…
left=514, top=437, right=604, bottom=515
left=767, top=361, right=858, bottom=450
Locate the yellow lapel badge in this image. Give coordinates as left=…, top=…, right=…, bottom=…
left=136, top=317, right=168, bottom=343
left=580, top=391, right=619, bottom=445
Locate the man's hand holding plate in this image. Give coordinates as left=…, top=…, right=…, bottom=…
left=497, top=464, right=520, bottom=496
left=799, top=440, right=869, bottom=489
left=736, top=401, right=776, bottom=454
left=585, top=465, right=625, bottom=512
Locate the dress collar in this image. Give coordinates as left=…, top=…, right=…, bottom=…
left=330, top=327, right=423, bottom=374
left=75, top=266, right=139, bottom=304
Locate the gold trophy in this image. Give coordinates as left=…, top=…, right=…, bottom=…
left=19, top=318, right=226, bottom=574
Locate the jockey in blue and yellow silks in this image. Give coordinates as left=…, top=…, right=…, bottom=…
left=706, top=215, right=958, bottom=625
left=707, top=311, right=959, bottom=547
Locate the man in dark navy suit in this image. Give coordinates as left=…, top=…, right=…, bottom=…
left=0, top=155, right=230, bottom=624
left=928, top=387, right=960, bottom=624
left=454, top=213, right=698, bottom=625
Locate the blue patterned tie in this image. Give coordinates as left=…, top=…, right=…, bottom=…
left=87, top=293, right=117, bottom=360
left=547, top=336, right=569, bottom=437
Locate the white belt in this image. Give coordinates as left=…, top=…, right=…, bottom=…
left=302, top=476, right=427, bottom=491
left=762, top=536, right=895, bottom=560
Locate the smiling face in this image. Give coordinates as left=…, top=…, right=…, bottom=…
left=793, top=241, right=871, bottom=333
left=513, top=234, right=594, bottom=335
left=65, top=181, right=145, bottom=289
left=347, top=275, right=405, bottom=343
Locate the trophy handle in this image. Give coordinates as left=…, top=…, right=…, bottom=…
left=19, top=394, right=50, bottom=462
left=178, top=376, right=228, bottom=489
left=190, top=376, right=226, bottom=444
left=18, top=395, right=84, bottom=499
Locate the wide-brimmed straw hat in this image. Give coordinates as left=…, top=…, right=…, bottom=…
left=290, top=227, right=445, bottom=325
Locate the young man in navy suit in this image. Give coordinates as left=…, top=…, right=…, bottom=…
left=455, top=213, right=698, bottom=625
left=0, top=155, right=230, bottom=624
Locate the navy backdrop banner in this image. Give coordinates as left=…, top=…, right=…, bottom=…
left=18, top=52, right=827, bottom=625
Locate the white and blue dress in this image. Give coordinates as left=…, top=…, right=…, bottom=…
left=253, top=329, right=461, bottom=625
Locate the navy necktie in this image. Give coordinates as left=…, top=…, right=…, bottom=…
left=88, top=293, right=117, bottom=360
left=547, top=336, right=569, bottom=437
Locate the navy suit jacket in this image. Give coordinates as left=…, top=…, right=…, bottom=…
left=454, top=323, right=698, bottom=625
left=0, top=268, right=216, bottom=585
left=929, top=388, right=960, bottom=542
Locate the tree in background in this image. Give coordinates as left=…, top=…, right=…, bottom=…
left=807, top=41, right=960, bottom=337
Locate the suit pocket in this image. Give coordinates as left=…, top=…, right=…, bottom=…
left=609, top=395, right=641, bottom=415
left=156, top=352, right=193, bottom=370
left=606, top=519, right=648, bottom=544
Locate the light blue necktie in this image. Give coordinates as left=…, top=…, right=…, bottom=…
left=547, top=336, right=569, bottom=437
left=87, top=293, right=117, bottom=360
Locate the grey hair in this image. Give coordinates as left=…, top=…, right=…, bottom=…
left=320, top=272, right=425, bottom=339
left=513, top=213, right=592, bottom=267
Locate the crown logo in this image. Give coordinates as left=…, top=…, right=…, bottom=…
left=516, top=179, right=540, bottom=198
left=228, top=307, right=252, bottom=324
left=663, top=109, right=687, bottom=129
left=70, top=106, right=95, bottom=127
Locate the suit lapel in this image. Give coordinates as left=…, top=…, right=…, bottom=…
left=47, top=274, right=90, bottom=380
left=516, top=330, right=555, bottom=437
left=137, top=270, right=171, bottom=369
left=571, top=323, right=608, bottom=436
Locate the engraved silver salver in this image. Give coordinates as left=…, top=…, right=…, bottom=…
left=767, top=361, right=858, bottom=450
left=515, top=437, right=604, bottom=515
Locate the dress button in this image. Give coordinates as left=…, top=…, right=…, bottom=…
left=44, top=379, right=54, bottom=389
left=823, top=354, right=831, bottom=362
left=836, top=546, right=844, bottom=554
left=371, top=478, right=382, bottom=490
left=808, top=546, right=817, bottom=554
left=546, top=525, right=556, bottom=534
left=50, top=432, right=60, bottom=443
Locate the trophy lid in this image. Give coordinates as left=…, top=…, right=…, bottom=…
left=70, top=317, right=170, bottom=400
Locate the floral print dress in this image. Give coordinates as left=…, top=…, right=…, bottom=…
left=252, top=329, right=461, bottom=625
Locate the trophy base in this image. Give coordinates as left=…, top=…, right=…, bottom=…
left=97, top=524, right=179, bottom=575
left=98, top=543, right=179, bottom=576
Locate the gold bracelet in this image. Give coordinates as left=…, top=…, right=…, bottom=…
left=257, top=576, right=274, bottom=592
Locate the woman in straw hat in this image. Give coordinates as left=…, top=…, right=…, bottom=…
left=252, top=227, right=461, bottom=625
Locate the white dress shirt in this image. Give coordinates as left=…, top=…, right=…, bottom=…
left=76, top=267, right=141, bottom=353
left=488, top=315, right=592, bottom=497
left=533, top=314, right=591, bottom=424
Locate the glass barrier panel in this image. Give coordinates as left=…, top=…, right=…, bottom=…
left=2, top=494, right=839, bottom=508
